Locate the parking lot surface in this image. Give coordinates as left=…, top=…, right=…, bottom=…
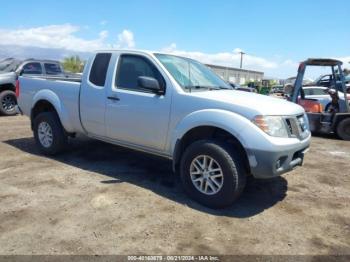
left=0, top=115, right=349, bottom=255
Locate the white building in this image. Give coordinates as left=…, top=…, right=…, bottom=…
left=206, top=64, right=264, bottom=84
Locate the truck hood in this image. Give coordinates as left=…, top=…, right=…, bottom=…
left=0, top=72, right=16, bottom=77
left=0, top=72, right=16, bottom=85
left=190, top=90, right=305, bottom=118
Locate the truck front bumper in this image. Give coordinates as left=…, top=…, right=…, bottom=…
left=247, top=136, right=310, bottom=179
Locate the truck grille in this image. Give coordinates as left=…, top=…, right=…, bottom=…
left=285, top=114, right=309, bottom=140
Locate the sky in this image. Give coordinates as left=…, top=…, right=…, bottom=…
left=0, top=0, right=349, bottom=78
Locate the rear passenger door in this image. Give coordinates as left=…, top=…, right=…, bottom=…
left=80, top=53, right=112, bottom=137
left=105, top=53, right=172, bottom=152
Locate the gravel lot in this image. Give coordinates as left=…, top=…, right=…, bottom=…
left=0, top=115, right=349, bottom=255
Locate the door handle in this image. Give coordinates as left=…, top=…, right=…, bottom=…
left=107, top=96, right=120, bottom=101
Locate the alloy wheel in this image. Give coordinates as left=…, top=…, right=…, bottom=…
left=190, top=155, right=224, bottom=195
left=38, top=122, right=53, bottom=148
left=1, top=94, right=16, bottom=112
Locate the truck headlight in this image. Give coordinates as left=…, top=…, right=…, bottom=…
left=253, top=115, right=289, bottom=138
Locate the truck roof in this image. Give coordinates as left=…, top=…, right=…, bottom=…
left=0, top=57, right=62, bottom=64
left=22, top=58, right=61, bottom=63
left=97, top=49, right=156, bottom=54
left=303, top=58, right=342, bottom=66
left=95, top=49, right=191, bottom=59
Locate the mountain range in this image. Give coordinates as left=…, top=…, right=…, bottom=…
left=0, top=45, right=90, bottom=61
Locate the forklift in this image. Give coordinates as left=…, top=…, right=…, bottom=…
left=290, top=58, right=350, bottom=140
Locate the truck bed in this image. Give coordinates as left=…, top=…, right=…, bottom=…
left=18, top=76, right=83, bottom=134
left=45, top=75, right=82, bottom=82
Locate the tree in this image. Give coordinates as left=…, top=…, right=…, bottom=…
left=244, top=79, right=261, bottom=88
left=62, top=56, right=84, bottom=73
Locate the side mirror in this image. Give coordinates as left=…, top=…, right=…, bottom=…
left=138, top=76, right=164, bottom=95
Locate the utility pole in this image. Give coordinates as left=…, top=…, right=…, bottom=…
left=239, top=51, right=245, bottom=69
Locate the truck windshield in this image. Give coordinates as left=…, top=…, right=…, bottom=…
left=154, top=54, right=232, bottom=92
left=0, top=59, right=21, bottom=73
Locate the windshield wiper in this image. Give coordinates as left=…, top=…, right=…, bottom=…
left=184, top=85, right=221, bottom=92
left=218, top=86, right=231, bottom=90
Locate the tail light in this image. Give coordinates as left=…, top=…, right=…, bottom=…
left=15, top=79, right=20, bottom=98
left=298, top=98, right=323, bottom=113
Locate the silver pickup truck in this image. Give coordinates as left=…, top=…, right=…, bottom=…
left=17, top=50, right=311, bottom=208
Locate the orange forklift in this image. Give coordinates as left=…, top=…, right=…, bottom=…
left=290, top=58, right=350, bottom=140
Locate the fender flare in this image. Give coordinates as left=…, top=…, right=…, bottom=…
left=31, top=89, right=74, bottom=133
left=169, top=109, right=255, bottom=155
left=0, top=83, right=16, bottom=92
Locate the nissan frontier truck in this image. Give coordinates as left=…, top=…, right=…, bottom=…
left=16, top=50, right=311, bottom=208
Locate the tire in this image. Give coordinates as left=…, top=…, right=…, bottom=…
left=0, top=90, right=17, bottom=116
left=33, top=112, right=68, bottom=155
left=180, top=140, right=247, bottom=209
left=336, top=118, right=350, bottom=141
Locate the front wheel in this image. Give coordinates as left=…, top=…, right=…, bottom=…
left=33, top=112, right=68, bottom=155
left=180, top=140, right=247, bottom=209
left=0, top=90, right=17, bottom=116
left=336, top=118, right=350, bottom=141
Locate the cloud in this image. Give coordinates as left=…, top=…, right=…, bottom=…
left=281, top=59, right=298, bottom=68
left=336, top=56, right=350, bottom=68
left=99, top=20, right=108, bottom=26
left=1, top=24, right=348, bottom=77
left=99, top=30, right=108, bottom=39
left=161, top=44, right=278, bottom=71
left=0, top=24, right=135, bottom=52
left=233, top=48, right=244, bottom=53
left=0, top=24, right=109, bottom=52
left=160, top=44, right=319, bottom=78
left=162, top=43, right=177, bottom=52
left=115, top=30, right=135, bottom=49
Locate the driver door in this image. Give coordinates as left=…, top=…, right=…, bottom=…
left=105, top=54, right=172, bottom=152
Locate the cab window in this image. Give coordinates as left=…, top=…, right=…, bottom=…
left=89, top=53, right=112, bottom=87
left=115, top=55, right=165, bottom=92
left=44, top=63, right=63, bottom=75
left=22, top=62, right=42, bottom=75
left=312, top=88, right=327, bottom=95
left=303, top=89, right=313, bottom=96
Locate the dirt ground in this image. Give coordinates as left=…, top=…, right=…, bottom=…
left=0, top=115, right=349, bottom=255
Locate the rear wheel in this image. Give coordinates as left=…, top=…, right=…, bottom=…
left=33, top=112, right=68, bottom=155
left=0, top=90, right=17, bottom=116
left=180, top=140, right=246, bottom=209
left=336, top=118, right=350, bottom=141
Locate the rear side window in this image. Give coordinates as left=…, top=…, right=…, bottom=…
left=44, top=63, right=62, bottom=75
left=22, top=62, right=42, bottom=75
left=115, top=55, right=165, bottom=91
left=313, top=89, right=327, bottom=95
left=303, top=89, right=312, bottom=96
left=89, top=53, right=112, bottom=86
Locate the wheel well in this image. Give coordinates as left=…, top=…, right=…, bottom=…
left=335, top=114, right=350, bottom=128
left=173, top=126, right=251, bottom=174
left=31, top=100, right=58, bottom=129
left=0, top=84, right=15, bottom=92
